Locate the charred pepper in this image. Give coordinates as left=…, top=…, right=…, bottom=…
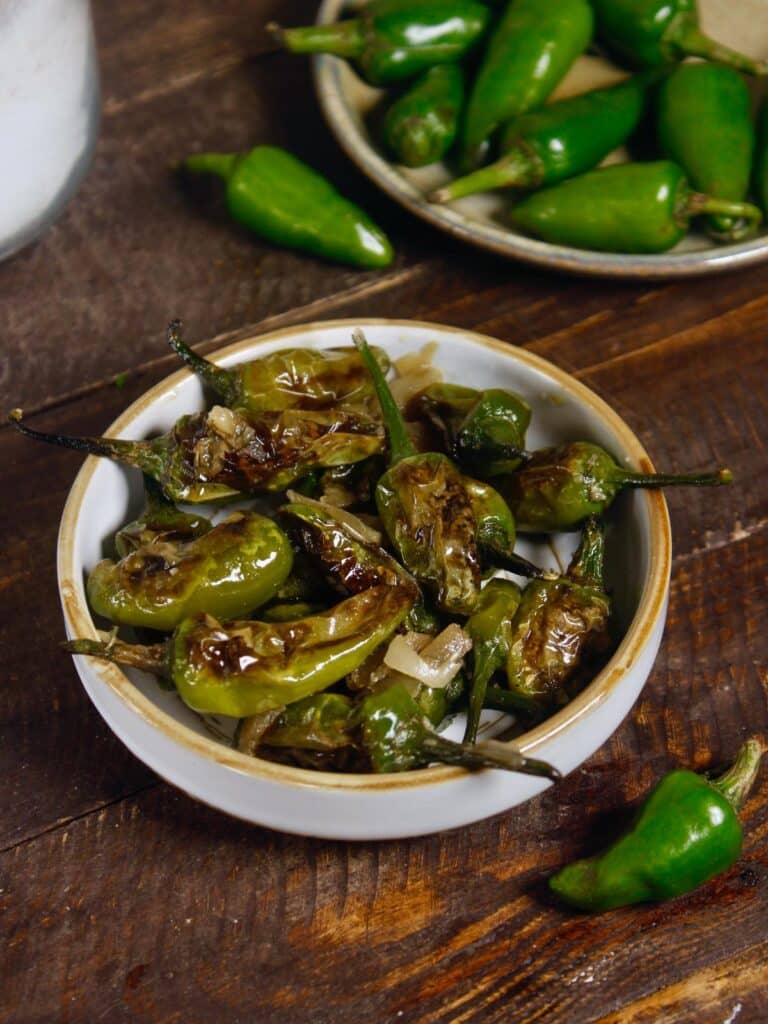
left=270, top=0, right=490, bottom=86
left=382, top=64, right=465, bottom=167
left=114, top=475, right=210, bottom=558
left=550, top=737, right=765, bottom=911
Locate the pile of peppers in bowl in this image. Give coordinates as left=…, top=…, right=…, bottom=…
left=254, top=0, right=768, bottom=256
left=10, top=326, right=763, bottom=911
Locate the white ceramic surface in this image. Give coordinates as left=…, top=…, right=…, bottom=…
left=313, top=0, right=768, bottom=279
left=58, top=320, right=671, bottom=839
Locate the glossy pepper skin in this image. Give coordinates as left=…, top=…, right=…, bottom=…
left=501, top=440, right=732, bottom=532
left=182, top=145, right=392, bottom=269
left=417, top=383, right=531, bottom=476
left=10, top=403, right=383, bottom=504
left=461, top=0, right=594, bottom=170
left=505, top=517, right=611, bottom=713
left=114, top=475, right=210, bottom=558
left=591, top=0, right=768, bottom=75
left=65, top=583, right=413, bottom=717
left=550, top=737, right=765, bottom=912
left=88, top=510, right=294, bottom=632
left=658, top=63, right=757, bottom=242
left=270, top=0, right=489, bottom=86
left=238, top=693, right=355, bottom=756
left=509, top=160, right=763, bottom=254
left=168, top=321, right=390, bottom=416
left=382, top=64, right=465, bottom=167
left=432, top=73, right=654, bottom=203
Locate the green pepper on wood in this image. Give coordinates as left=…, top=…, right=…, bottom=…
left=550, top=737, right=765, bottom=912
left=182, top=145, right=392, bottom=269
left=382, top=64, right=465, bottom=168
left=270, top=0, right=490, bottom=86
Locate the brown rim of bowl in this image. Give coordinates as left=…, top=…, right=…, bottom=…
left=312, top=0, right=768, bottom=281
left=58, top=317, right=671, bottom=792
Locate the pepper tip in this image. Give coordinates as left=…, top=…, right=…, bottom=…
left=428, top=187, right=450, bottom=205
left=8, top=408, right=23, bottom=425
left=266, top=21, right=284, bottom=45
left=719, top=468, right=734, bottom=485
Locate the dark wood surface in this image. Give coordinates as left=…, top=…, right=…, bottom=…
left=2, top=4, right=767, bottom=1021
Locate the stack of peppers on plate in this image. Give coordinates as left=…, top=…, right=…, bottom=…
left=11, top=323, right=763, bottom=911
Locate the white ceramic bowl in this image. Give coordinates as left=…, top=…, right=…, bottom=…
left=313, top=0, right=768, bottom=279
left=58, top=319, right=671, bottom=839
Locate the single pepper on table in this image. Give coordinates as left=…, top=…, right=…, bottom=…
left=550, top=737, right=765, bottom=911
left=381, top=64, right=465, bottom=168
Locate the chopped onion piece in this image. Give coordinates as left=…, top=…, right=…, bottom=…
left=383, top=624, right=472, bottom=689
left=285, top=490, right=382, bottom=546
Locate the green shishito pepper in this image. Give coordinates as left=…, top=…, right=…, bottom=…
left=382, top=64, right=464, bottom=168
left=757, top=98, right=768, bottom=219
left=64, top=584, right=413, bottom=717
left=591, top=0, right=768, bottom=75
left=508, top=161, right=763, bottom=254
left=167, top=321, right=391, bottom=416
left=88, top=510, right=293, bottom=632
left=658, top=63, right=758, bottom=243
left=114, top=475, right=211, bottom=558
left=463, top=578, right=521, bottom=744
left=9, top=403, right=383, bottom=504
left=550, top=737, right=765, bottom=912
left=352, top=328, right=544, bottom=615
left=270, top=0, right=490, bottom=87
left=500, top=440, right=732, bottom=533
left=182, top=145, right=392, bottom=269
left=432, top=73, right=654, bottom=204
left=416, top=382, right=531, bottom=476
left=461, top=0, right=594, bottom=170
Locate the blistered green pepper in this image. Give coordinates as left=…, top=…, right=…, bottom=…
left=658, top=63, right=757, bottom=242
left=463, top=578, right=522, bottom=743
left=501, top=440, right=732, bottom=532
left=270, top=0, right=490, bottom=86
left=591, top=0, right=768, bottom=75
left=238, top=693, right=355, bottom=756
left=509, top=161, right=763, bottom=254
left=88, top=510, right=293, bottom=632
left=505, top=517, right=611, bottom=714
left=550, top=737, right=765, bottom=912
left=461, top=0, right=594, bottom=170
left=167, top=321, right=390, bottom=416
left=382, top=64, right=465, bottom=167
left=10, top=403, right=383, bottom=503
left=64, top=583, right=412, bottom=717
left=182, top=145, right=392, bottom=269
left=114, top=475, right=210, bottom=558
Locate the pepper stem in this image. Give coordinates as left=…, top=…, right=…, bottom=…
left=463, top=653, right=496, bottom=745
left=268, top=19, right=365, bottom=59
left=670, top=19, right=768, bottom=76
left=614, top=465, right=733, bottom=489
left=182, top=152, right=239, bottom=182
left=63, top=637, right=170, bottom=679
left=167, top=319, right=239, bottom=406
left=430, top=145, right=543, bottom=203
left=568, top=516, right=605, bottom=585
left=685, top=194, right=763, bottom=239
left=484, top=684, right=541, bottom=717
left=352, top=328, right=417, bottom=465
left=709, top=736, right=765, bottom=812
left=422, top=734, right=560, bottom=781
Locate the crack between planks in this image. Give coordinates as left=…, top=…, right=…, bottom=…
left=671, top=516, right=768, bottom=568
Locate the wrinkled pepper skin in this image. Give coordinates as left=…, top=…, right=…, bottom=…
left=461, top=0, right=594, bottom=170
left=272, top=0, right=490, bottom=86
left=509, top=160, right=762, bottom=254
left=88, top=510, right=294, bottom=632
left=501, top=440, right=732, bottom=532
left=658, top=63, right=756, bottom=241
left=183, top=146, right=392, bottom=268
left=550, top=738, right=765, bottom=912
left=114, top=475, right=210, bottom=558
left=382, top=64, right=465, bottom=167
left=168, top=322, right=390, bottom=416
left=591, top=0, right=768, bottom=75
left=433, top=73, right=653, bottom=203
left=246, top=693, right=355, bottom=754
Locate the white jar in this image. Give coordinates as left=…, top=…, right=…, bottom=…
left=0, top=0, right=100, bottom=260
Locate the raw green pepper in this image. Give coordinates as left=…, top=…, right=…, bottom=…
left=167, top=321, right=390, bottom=416
left=461, top=0, right=594, bottom=170
left=114, top=475, right=210, bottom=558
left=432, top=73, right=654, bottom=203
left=550, top=737, right=765, bottom=912
left=591, top=0, right=768, bottom=75
left=182, top=145, right=392, bottom=269
left=64, top=583, right=413, bottom=717
left=463, top=578, right=522, bottom=743
left=270, top=0, right=490, bottom=86
left=505, top=517, right=611, bottom=713
left=658, top=63, right=757, bottom=242
left=9, top=403, right=383, bottom=503
left=508, top=161, right=763, bottom=254
left=382, top=64, right=465, bottom=167
left=756, top=97, right=768, bottom=218
left=88, top=510, right=294, bottom=632
left=500, top=440, right=732, bottom=532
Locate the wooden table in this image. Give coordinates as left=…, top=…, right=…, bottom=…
left=2, top=4, right=767, bottom=1021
